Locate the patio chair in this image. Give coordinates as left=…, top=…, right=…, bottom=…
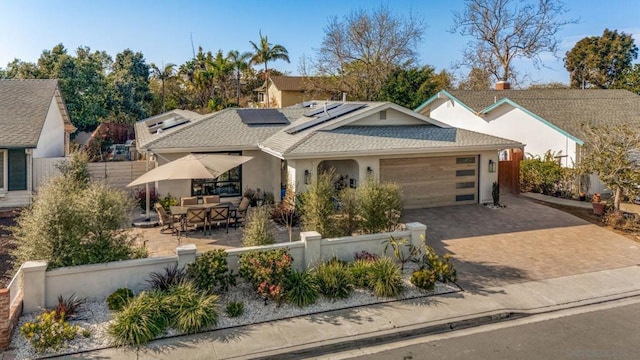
left=181, top=196, right=198, bottom=206
left=181, top=208, right=207, bottom=237
left=230, top=197, right=250, bottom=228
left=154, top=203, right=178, bottom=234
left=207, top=205, right=230, bottom=234
left=203, top=195, right=220, bottom=204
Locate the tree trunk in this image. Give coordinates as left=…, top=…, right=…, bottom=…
left=614, top=186, right=623, bottom=212
left=161, top=79, right=166, bottom=113
left=264, top=62, right=269, bottom=108
left=236, top=71, right=241, bottom=106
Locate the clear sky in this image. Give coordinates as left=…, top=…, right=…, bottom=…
left=1, top=0, right=638, bottom=86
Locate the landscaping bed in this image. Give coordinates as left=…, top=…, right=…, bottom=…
left=0, top=211, right=17, bottom=288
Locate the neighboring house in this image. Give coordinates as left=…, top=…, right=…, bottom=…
left=0, top=79, right=76, bottom=208
left=255, top=76, right=334, bottom=108
left=135, top=102, right=521, bottom=209
left=416, top=84, right=640, bottom=193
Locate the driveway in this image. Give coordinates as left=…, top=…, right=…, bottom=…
left=402, top=194, right=640, bottom=291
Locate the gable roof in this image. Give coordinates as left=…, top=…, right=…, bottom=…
left=269, top=76, right=308, bottom=91
left=135, top=107, right=306, bottom=152
left=420, top=89, right=640, bottom=142
left=260, top=101, right=521, bottom=159
left=0, top=79, right=74, bottom=148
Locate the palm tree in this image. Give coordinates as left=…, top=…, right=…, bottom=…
left=249, top=31, right=290, bottom=107
left=227, top=50, right=252, bottom=106
left=150, top=63, right=176, bottom=112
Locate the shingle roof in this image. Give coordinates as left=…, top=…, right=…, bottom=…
left=0, top=79, right=64, bottom=147
left=136, top=108, right=306, bottom=151
left=276, top=126, right=521, bottom=156
left=446, top=89, right=640, bottom=140
left=269, top=76, right=308, bottom=91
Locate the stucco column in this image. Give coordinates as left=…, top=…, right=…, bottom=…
left=22, top=261, right=48, bottom=313
left=176, top=244, right=197, bottom=269
left=405, top=222, right=427, bottom=248
left=301, top=231, right=322, bottom=270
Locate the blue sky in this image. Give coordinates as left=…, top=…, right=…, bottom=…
left=1, top=0, right=638, bottom=85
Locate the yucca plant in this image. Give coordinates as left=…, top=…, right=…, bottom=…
left=165, top=281, right=219, bottom=334
left=225, top=301, right=245, bottom=318
left=286, top=270, right=319, bottom=307
left=108, top=291, right=168, bottom=347
left=313, top=261, right=353, bottom=299
left=54, top=293, right=86, bottom=321
left=146, top=264, right=188, bottom=292
left=368, top=257, right=403, bottom=298
left=350, top=259, right=374, bottom=288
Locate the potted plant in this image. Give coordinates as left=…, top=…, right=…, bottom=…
left=592, top=193, right=606, bottom=215
left=579, top=191, right=586, bottom=201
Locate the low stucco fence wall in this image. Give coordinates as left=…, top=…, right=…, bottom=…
left=17, top=222, right=426, bottom=313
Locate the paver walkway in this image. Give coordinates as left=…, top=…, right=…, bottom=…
left=403, top=194, right=640, bottom=291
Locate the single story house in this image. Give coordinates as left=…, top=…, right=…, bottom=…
left=255, top=75, right=334, bottom=108
left=134, top=101, right=521, bottom=209
left=416, top=84, right=640, bottom=193
left=0, top=79, right=75, bottom=208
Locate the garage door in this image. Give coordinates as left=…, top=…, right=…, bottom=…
left=380, top=156, right=478, bottom=208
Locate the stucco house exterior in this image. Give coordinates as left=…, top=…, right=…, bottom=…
left=416, top=86, right=640, bottom=194
left=255, top=76, right=334, bottom=108
left=0, top=79, right=75, bottom=208
left=135, top=101, right=521, bottom=209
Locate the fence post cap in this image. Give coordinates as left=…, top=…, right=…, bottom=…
left=176, top=244, right=197, bottom=255
left=405, top=222, right=427, bottom=231
left=22, top=261, right=48, bottom=272
left=300, top=231, right=322, bottom=240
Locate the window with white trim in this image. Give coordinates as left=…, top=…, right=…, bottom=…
left=0, top=150, right=6, bottom=191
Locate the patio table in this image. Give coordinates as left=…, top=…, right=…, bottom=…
left=170, top=203, right=238, bottom=233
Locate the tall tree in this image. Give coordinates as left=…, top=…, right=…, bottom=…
left=457, top=67, right=492, bottom=90
left=616, top=64, right=640, bottom=95
left=564, top=29, right=638, bottom=89
left=150, top=62, right=176, bottom=112
left=377, top=66, right=451, bottom=109
left=208, top=50, right=234, bottom=109
left=315, top=6, right=425, bottom=101
left=451, top=0, right=574, bottom=83
left=107, top=49, right=152, bottom=124
left=249, top=31, right=290, bottom=107
left=227, top=50, right=252, bottom=106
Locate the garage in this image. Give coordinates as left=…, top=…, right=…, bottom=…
left=380, top=155, right=479, bottom=208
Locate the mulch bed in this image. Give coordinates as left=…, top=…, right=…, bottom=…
left=0, top=211, right=18, bottom=288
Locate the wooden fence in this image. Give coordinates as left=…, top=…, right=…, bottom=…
left=498, top=149, right=523, bottom=194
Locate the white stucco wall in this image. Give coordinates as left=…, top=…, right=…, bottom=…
left=428, top=99, right=578, bottom=167
left=33, top=97, right=65, bottom=158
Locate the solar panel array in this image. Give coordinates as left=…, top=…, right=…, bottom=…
left=238, top=109, right=290, bottom=125
left=303, top=102, right=341, bottom=117
left=286, top=103, right=367, bottom=134
left=147, top=115, right=190, bottom=134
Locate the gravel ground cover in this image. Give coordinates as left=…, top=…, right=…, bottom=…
left=8, top=264, right=459, bottom=360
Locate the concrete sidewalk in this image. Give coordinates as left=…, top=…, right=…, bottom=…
left=63, top=265, right=640, bottom=360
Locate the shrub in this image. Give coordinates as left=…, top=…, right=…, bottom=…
left=238, top=249, right=293, bottom=305
left=187, top=249, right=236, bottom=293
left=271, top=184, right=300, bottom=242
left=242, top=206, right=276, bottom=247
left=357, top=180, right=403, bottom=234
left=159, top=193, right=179, bottom=211
left=107, top=288, right=135, bottom=311
left=492, top=181, right=500, bottom=206
left=243, top=188, right=263, bottom=206
left=383, top=236, right=421, bottom=271
left=350, top=259, right=374, bottom=288
left=55, top=151, right=90, bottom=189
left=336, top=188, right=360, bottom=236
left=164, top=281, right=219, bottom=334
left=134, top=188, right=160, bottom=211
left=313, top=261, right=353, bottom=299
left=368, top=257, right=403, bottom=298
left=10, top=171, right=146, bottom=270
left=54, top=293, right=86, bottom=321
left=146, top=264, right=188, bottom=292
left=21, top=310, right=79, bottom=353
left=108, top=291, right=168, bottom=347
left=519, top=152, right=564, bottom=194
left=225, top=301, right=245, bottom=318
left=410, top=268, right=437, bottom=291
left=353, top=250, right=379, bottom=262
left=414, top=245, right=457, bottom=283
left=286, top=270, right=319, bottom=307
left=299, top=171, right=340, bottom=238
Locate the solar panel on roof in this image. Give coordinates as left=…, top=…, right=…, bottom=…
left=238, top=109, right=290, bottom=125
left=303, top=103, right=341, bottom=117
left=147, top=115, right=190, bottom=134
left=286, top=103, right=367, bottom=134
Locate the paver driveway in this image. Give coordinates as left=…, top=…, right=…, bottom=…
left=402, top=194, right=640, bottom=291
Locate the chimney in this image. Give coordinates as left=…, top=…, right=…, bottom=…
left=495, top=81, right=511, bottom=90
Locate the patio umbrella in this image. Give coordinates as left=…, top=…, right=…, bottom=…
left=127, top=153, right=253, bottom=187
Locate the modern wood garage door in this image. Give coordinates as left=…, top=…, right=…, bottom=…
left=379, top=155, right=478, bottom=208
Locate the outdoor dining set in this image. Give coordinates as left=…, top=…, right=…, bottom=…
left=155, top=196, right=251, bottom=238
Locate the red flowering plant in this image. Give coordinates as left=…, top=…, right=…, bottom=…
left=239, top=248, right=293, bottom=306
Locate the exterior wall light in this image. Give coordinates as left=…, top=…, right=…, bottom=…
left=488, top=159, right=496, bottom=173
left=304, top=170, right=311, bottom=185
left=366, top=166, right=373, bottom=176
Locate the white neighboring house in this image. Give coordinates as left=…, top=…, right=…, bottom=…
left=416, top=84, right=640, bottom=194
left=0, top=79, right=76, bottom=208
left=134, top=102, right=522, bottom=209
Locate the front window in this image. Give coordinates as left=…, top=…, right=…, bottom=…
left=191, top=152, right=242, bottom=198
left=0, top=150, right=6, bottom=190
